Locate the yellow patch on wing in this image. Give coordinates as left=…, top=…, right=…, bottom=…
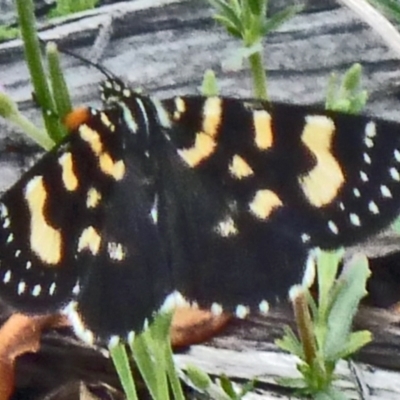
left=202, top=97, right=222, bottom=137
left=229, top=155, right=254, bottom=179
left=173, top=97, right=186, bottom=120
left=79, top=124, right=125, bottom=180
left=25, top=176, right=62, bottom=265
left=58, top=152, right=78, bottom=191
left=253, top=110, right=273, bottom=150
left=99, top=155, right=125, bottom=180
left=249, top=189, right=283, bottom=219
left=299, top=116, right=344, bottom=207
left=178, top=97, right=222, bottom=167
left=86, top=187, right=102, bottom=208
left=178, top=133, right=216, bottom=167
left=77, top=226, right=101, bottom=255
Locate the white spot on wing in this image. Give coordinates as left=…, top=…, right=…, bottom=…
left=301, top=233, right=310, bottom=243
left=259, top=300, right=269, bottom=314
left=49, top=282, right=56, bottom=295
left=0, top=203, right=8, bottom=218
left=349, top=213, right=361, bottom=226
left=364, top=138, right=374, bottom=148
left=390, top=167, right=400, bottom=181
left=72, top=282, right=80, bottom=295
left=32, top=284, right=41, bottom=297
left=235, top=304, right=249, bottom=319
left=63, top=302, right=94, bottom=345
left=365, top=121, right=376, bottom=138
left=211, top=302, right=223, bottom=316
left=360, top=171, right=368, bottom=182
left=328, top=220, right=338, bottom=234
left=368, top=201, right=379, bottom=214
left=363, top=153, right=371, bottom=164
left=18, top=281, right=26, bottom=295
left=380, top=185, right=392, bottom=198
left=3, top=270, right=11, bottom=283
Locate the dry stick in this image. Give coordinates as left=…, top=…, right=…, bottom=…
left=338, top=0, right=400, bottom=59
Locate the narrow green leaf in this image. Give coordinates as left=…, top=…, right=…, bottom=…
left=275, top=326, right=304, bottom=358
left=213, top=15, right=242, bottom=38
left=109, top=343, right=139, bottom=400
left=220, top=375, right=237, bottom=399
left=316, top=250, right=343, bottom=322
left=130, top=333, right=160, bottom=400
left=332, top=330, right=372, bottom=360
left=262, top=5, right=304, bottom=35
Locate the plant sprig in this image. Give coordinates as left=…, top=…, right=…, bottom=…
left=208, top=0, right=303, bottom=100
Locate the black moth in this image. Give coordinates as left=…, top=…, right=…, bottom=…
left=0, top=77, right=399, bottom=345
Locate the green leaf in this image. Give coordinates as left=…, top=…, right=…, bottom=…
left=276, top=377, right=308, bottom=389
left=325, top=63, right=368, bottom=114
left=201, top=69, right=220, bottom=96
left=109, top=343, right=139, bottom=400
left=314, top=387, right=349, bottom=400
left=213, top=15, right=242, bottom=38
left=316, top=250, right=343, bottom=323
left=262, top=4, right=303, bottom=35
left=0, top=25, right=19, bottom=42
left=220, top=375, right=237, bottom=399
left=333, top=330, right=372, bottom=360
left=186, top=365, right=213, bottom=391
left=209, top=0, right=243, bottom=35
left=324, top=255, right=371, bottom=360
left=342, top=63, right=363, bottom=92
left=275, top=326, right=304, bottom=358
left=48, top=0, right=99, bottom=18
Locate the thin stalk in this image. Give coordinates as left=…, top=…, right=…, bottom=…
left=248, top=51, right=268, bottom=100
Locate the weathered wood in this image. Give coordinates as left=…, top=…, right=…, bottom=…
left=1, top=0, right=400, bottom=398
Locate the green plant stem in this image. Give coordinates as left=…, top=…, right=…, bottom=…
left=109, top=343, right=139, bottom=400
left=16, top=0, right=64, bottom=143
left=248, top=51, right=268, bottom=100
